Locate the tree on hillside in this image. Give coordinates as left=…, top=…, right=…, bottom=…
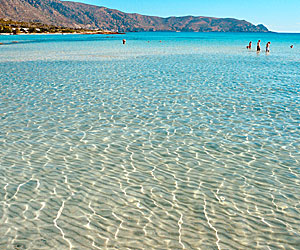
left=0, top=26, right=12, bottom=33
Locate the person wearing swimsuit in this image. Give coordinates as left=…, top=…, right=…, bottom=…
left=257, top=40, right=261, bottom=51
left=248, top=41, right=252, bottom=49
left=266, top=42, right=271, bottom=52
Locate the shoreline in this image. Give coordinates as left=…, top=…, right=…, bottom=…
left=0, top=31, right=126, bottom=35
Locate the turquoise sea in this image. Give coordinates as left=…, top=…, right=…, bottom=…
left=0, top=32, right=299, bottom=250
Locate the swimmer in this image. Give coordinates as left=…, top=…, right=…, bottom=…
left=122, top=39, right=126, bottom=45
left=248, top=41, right=252, bottom=49
left=266, top=41, right=271, bottom=52
left=257, top=40, right=261, bottom=51
left=290, top=45, right=294, bottom=48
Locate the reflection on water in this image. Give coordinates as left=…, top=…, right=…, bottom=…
left=0, top=33, right=299, bottom=250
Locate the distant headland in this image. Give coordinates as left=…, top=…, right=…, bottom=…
left=0, top=0, right=269, bottom=33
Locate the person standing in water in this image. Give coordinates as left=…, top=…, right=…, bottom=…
left=257, top=40, right=261, bottom=51
left=266, top=42, right=271, bottom=52
left=247, top=41, right=252, bottom=49
left=122, top=39, right=126, bottom=45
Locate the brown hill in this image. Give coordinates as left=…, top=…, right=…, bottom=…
left=0, top=0, right=269, bottom=32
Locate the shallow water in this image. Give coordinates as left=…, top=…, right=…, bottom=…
left=0, top=32, right=300, bottom=250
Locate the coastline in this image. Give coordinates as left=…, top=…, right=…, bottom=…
left=0, top=31, right=126, bottom=35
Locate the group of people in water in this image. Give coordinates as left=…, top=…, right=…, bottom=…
left=247, top=40, right=271, bottom=52
left=123, top=38, right=294, bottom=53
left=247, top=40, right=294, bottom=52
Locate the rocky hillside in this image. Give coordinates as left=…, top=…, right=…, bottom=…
left=0, top=0, right=269, bottom=32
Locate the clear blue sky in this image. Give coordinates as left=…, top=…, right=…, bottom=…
left=68, top=0, right=300, bottom=32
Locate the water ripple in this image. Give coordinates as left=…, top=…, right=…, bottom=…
left=0, top=33, right=300, bottom=249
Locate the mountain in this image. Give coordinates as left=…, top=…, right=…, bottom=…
left=0, top=0, right=269, bottom=32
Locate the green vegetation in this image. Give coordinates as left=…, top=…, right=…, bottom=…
left=0, top=19, right=112, bottom=34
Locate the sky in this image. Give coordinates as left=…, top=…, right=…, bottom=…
left=68, top=0, right=300, bottom=32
